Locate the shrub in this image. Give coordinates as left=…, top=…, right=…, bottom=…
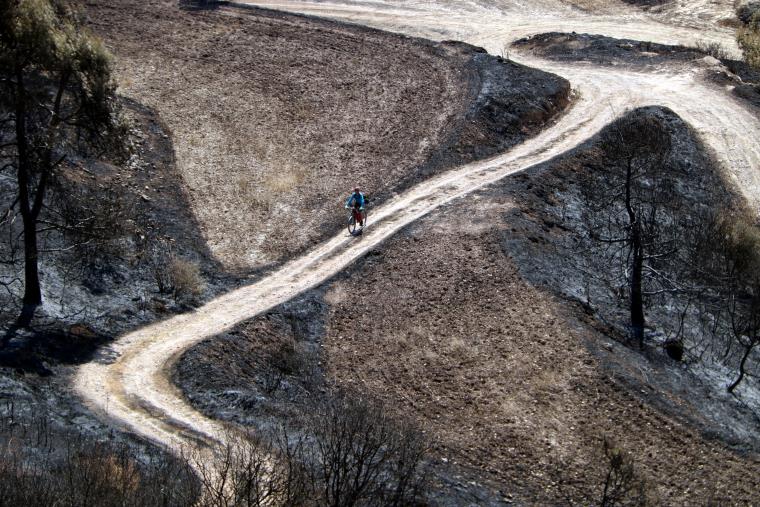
left=192, top=428, right=318, bottom=507
left=260, top=340, right=305, bottom=394
left=599, top=437, right=650, bottom=507
left=305, top=391, right=429, bottom=506
left=695, top=40, right=731, bottom=60
left=150, top=243, right=205, bottom=302
left=1, top=392, right=429, bottom=507
left=738, top=2, right=760, bottom=25
left=169, top=257, right=206, bottom=302
left=737, top=3, right=760, bottom=70
left=738, top=24, right=760, bottom=69
left=49, top=181, right=135, bottom=263
left=193, top=391, right=429, bottom=506
left=0, top=406, right=197, bottom=507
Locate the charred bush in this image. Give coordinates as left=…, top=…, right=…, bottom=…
left=150, top=242, right=205, bottom=302
left=663, top=339, right=684, bottom=361
left=303, top=390, right=429, bottom=506
left=192, top=430, right=311, bottom=507
left=599, top=437, right=651, bottom=507
left=0, top=405, right=197, bottom=507
left=269, top=340, right=304, bottom=376
left=193, top=390, right=428, bottom=506
left=695, top=212, right=760, bottom=392
left=695, top=40, right=732, bottom=60
left=259, top=340, right=306, bottom=394
left=49, top=179, right=136, bottom=264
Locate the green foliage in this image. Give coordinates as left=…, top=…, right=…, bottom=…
left=0, top=0, right=126, bottom=321
left=0, top=0, right=125, bottom=181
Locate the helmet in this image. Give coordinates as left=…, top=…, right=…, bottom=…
left=354, top=187, right=360, bottom=192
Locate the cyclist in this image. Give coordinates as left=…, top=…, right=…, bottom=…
left=345, top=187, right=367, bottom=227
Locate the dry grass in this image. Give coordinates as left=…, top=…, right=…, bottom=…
left=169, top=257, right=206, bottom=301
left=151, top=244, right=206, bottom=302
left=718, top=17, right=743, bottom=29
left=695, top=39, right=733, bottom=59
left=86, top=1, right=471, bottom=271
left=739, top=24, right=760, bottom=68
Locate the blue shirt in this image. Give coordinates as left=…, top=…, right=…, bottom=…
left=346, top=191, right=366, bottom=208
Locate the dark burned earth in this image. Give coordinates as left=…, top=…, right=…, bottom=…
left=177, top=107, right=760, bottom=505
left=1, top=0, right=759, bottom=505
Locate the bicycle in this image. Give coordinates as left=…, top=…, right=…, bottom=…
left=346, top=205, right=368, bottom=236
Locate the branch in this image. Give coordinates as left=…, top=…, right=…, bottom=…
left=30, top=153, right=65, bottom=219
left=591, top=235, right=629, bottom=244
left=641, top=264, right=684, bottom=291
left=642, top=248, right=679, bottom=261
left=36, top=217, right=111, bottom=238
left=38, top=240, right=94, bottom=253
left=0, top=196, right=19, bottom=226
left=643, top=288, right=681, bottom=296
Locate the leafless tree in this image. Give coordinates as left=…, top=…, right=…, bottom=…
left=726, top=285, right=760, bottom=393
left=580, top=112, right=676, bottom=348
left=696, top=212, right=760, bottom=392
left=305, top=391, right=429, bottom=507
left=599, top=437, right=650, bottom=507
left=189, top=391, right=428, bottom=506
left=0, top=402, right=197, bottom=506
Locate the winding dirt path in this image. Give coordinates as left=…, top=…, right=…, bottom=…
left=75, top=0, right=760, bottom=458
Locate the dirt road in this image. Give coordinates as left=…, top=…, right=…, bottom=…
left=75, top=0, right=760, bottom=464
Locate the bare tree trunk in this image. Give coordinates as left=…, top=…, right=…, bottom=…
left=624, top=157, right=645, bottom=348
left=630, top=225, right=645, bottom=349
left=14, top=64, right=42, bottom=328
left=18, top=210, right=41, bottom=327
left=728, top=340, right=755, bottom=393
